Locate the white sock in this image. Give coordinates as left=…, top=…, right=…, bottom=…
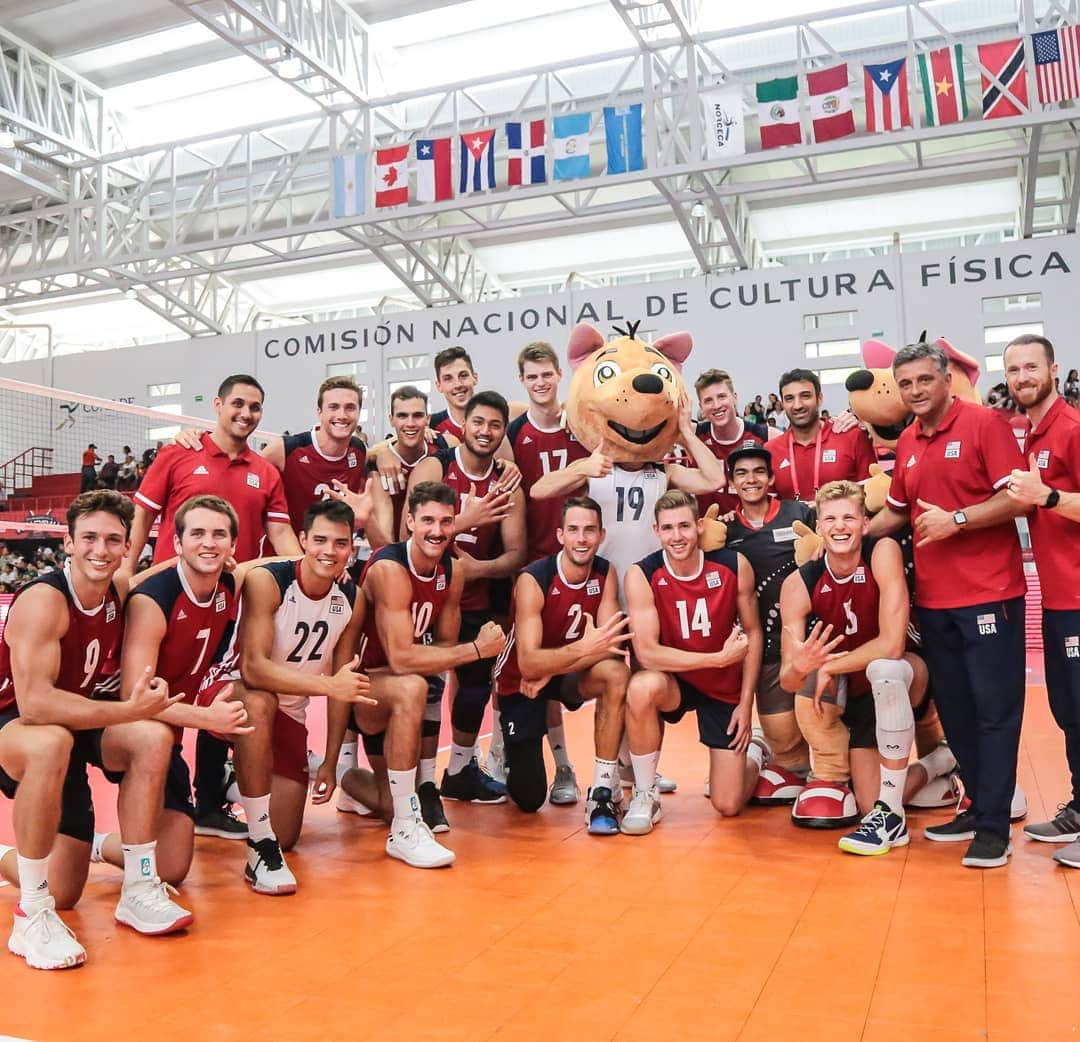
left=548, top=725, right=571, bottom=769
left=241, top=793, right=275, bottom=842
left=448, top=743, right=472, bottom=776
left=630, top=751, right=659, bottom=793
left=879, top=766, right=908, bottom=814
left=120, top=841, right=157, bottom=887
left=90, top=832, right=109, bottom=864
left=919, top=743, right=957, bottom=781
left=388, top=767, right=419, bottom=823
left=336, top=741, right=358, bottom=784
left=489, top=708, right=504, bottom=758
left=747, top=742, right=765, bottom=772
left=592, top=757, right=616, bottom=793
left=16, top=853, right=50, bottom=910
left=419, top=757, right=437, bottom=786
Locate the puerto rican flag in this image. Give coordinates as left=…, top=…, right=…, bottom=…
left=415, top=137, right=453, bottom=202
left=864, top=58, right=911, bottom=131
left=374, top=144, right=409, bottom=208
left=459, top=129, right=496, bottom=194
left=506, top=120, right=546, bottom=185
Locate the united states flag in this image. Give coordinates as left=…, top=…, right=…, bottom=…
left=1033, top=26, right=1080, bottom=103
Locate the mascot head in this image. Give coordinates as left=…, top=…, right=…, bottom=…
left=564, top=321, right=692, bottom=464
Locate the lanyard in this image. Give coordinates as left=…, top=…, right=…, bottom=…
left=787, top=425, right=823, bottom=502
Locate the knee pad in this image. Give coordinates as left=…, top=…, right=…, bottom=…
left=794, top=695, right=849, bottom=782
left=450, top=684, right=490, bottom=735
left=361, top=730, right=385, bottom=759
left=758, top=710, right=809, bottom=773
left=505, top=739, right=546, bottom=813
left=867, top=658, right=915, bottom=760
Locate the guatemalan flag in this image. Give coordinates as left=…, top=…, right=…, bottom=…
left=506, top=120, right=546, bottom=185
left=459, top=129, right=496, bottom=194
left=863, top=58, right=911, bottom=132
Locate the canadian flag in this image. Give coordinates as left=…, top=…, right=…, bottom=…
left=375, top=144, right=409, bottom=208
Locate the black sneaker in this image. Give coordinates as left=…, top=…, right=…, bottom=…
left=194, top=806, right=248, bottom=840
left=962, top=830, right=1012, bottom=869
left=1023, top=803, right=1080, bottom=843
left=440, top=758, right=507, bottom=804
left=418, top=781, right=450, bottom=833
left=923, top=809, right=977, bottom=843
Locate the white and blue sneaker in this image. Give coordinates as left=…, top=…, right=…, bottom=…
left=838, top=801, right=909, bottom=856
left=585, top=787, right=620, bottom=835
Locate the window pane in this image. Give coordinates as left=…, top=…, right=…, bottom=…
left=806, top=338, right=860, bottom=359
left=388, top=354, right=430, bottom=372
left=146, top=424, right=181, bottom=440
left=814, top=366, right=860, bottom=386
left=984, top=321, right=1044, bottom=345
left=147, top=382, right=181, bottom=397
left=981, top=293, right=1041, bottom=314
left=325, top=362, right=368, bottom=378
left=803, top=310, right=857, bottom=331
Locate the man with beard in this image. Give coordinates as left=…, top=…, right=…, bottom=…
left=1003, top=335, right=1080, bottom=868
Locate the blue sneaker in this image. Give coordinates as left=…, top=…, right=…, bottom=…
left=440, top=758, right=507, bottom=804
left=586, top=787, right=619, bottom=835
left=838, top=801, right=909, bottom=856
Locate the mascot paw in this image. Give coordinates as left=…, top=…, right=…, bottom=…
left=700, top=503, right=728, bottom=552
left=864, top=463, right=891, bottom=515
left=792, top=520, right=823, bottom=566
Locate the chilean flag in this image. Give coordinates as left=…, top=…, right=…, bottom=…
left=374, top=144, right=409, bottom=208
left=459, top=129, right=496, bottom=194
left=415, top=137, right=453, bottom=202
left=864, top=58, right=911, bottom=132
left=506, top=120, right=546, bottom=185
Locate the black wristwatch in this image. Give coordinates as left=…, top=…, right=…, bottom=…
left=1044, top=489, right=1061, bottom=509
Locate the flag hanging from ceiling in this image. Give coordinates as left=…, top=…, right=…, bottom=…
left=374, top=145, right=409, bottom=208
left=415, top=137, right=453, bottom=202
left=979, top=38, right=1028, bottom=119
left=604, top=104, right=644, bottom=174
left=506, top=120, right=547, bottom=186
left=331, top=152, right=365, bottom=218
left=807, top=63, right=855, bottom=142
left=756, top=76, right=800, bottom=149
left=917, top=44, right=968, bottom=125
left=864, top=58, right=911, bottom=131
left=702, top=86, right=746, bottom=159
left=553, top=113, right=591, bottom=180
left=459, top=129, right=496, bottom=193
left=1032, top=25, right=1080, bottom=103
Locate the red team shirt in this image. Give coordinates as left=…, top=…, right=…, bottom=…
left=135, top=432, right=290, bottom=564
left=494, top=552, right=609, bottom=695
left=636, top=548, right=743, bottom=703
left=0, top=569, right=123, bottom=712
left=357, top=540, right=454, bottom=670
left=280, top=429, right=367, bottom=533
left=506, top=412, right=589, bottom=562
left=430, top=409, right=463, bottom=439
left=887, top=398, right=1026, bottom=609
left=1017, top=397, right=1080, bottom=611
left=689, top=418, right=767, bottom=515
left=379, top=436, right=451, bottom=534
left=767, top=421, right=876, bottom=502
left=798, top=546, right=883, bottom=697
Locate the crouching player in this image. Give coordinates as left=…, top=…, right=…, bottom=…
left=622, top=491, right=766, bottom=834
left=491, top=496, right=630, bottom=832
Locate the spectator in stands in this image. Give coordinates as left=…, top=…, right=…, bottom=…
left=118, top=445, right=137, bottom=490
left=80, top=443, right=100, bottom=492
left=1065, top=368, right=1079, bottom=398
left=98, top=454, right=120, bottom=489
left=766, top=392, right=781, bottom=420
left=141, top=441, right=163, bottom=469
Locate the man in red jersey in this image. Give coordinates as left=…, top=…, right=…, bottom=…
left=492, top=496, right=630, bottom=830
left=327, top=482, right=506, bottom=855
left=621, top=490, right=764, bottom=834
left=768, top=368, right=876, bottom=502
left=0, top=491, right=190, bottom=970
left=430, top=346, right=480, bottom=439
left=1003, top=335, right=1080, bottom=868
left=869, top=340, right=1027, bottom=869
left=125, top=374, right=302, bottom=841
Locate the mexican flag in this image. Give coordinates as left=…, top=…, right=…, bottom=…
left=807, top=63, right=855, bottom=142
left=756, top=76, right=801, bottom=149
left=917, top=44, right=968, bottom=125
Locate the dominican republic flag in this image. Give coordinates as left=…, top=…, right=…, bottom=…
left=331, top=152, right=365, bottom=217
left=917, top=44, right=968, bottom=125
left=864, top=58, right=911, bottom=131
left=506, top=120, right=546, bottom=185
left=807, top=63, right=855, bottom=142
left=604, top=104, right=644, bottom=174
left=1032, top=26, right=1080, bottom=103
left=415, top=137, right=453, bottom=202
left=979, top=38, right=1028, bottom=118
left=374, top=145, right=409, bottom=208
left=459, top=129, right=496, bottom=193
left=553, top=113, right=591, bottom=180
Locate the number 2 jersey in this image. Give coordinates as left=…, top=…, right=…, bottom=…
left=356, top=540, right=454, bottom=670
left=635, top=548, right=742, bottom=704
left=0, top=567, right=123, bottom=712
left=281, top=429, right=367, bottom=534
left=493, top=552, right=610, bottom=696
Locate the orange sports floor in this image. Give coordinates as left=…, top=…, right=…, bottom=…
left=2, top=676, right=1079, bottom=1042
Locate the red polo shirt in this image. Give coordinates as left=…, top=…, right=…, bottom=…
left=135, top=432, right=290, bottom=564
left=1022, top=396, right=1080, bottom=611
left=766, top=421, right=875, bottom=502
left=887, top=398, right=1025, bottom=610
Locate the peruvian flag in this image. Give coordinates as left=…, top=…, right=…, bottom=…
left=807, top=63, right=855, bottom=142
left=374, top=144, right=409, bottom=208
left=506, top=120, right=546, bottom=186
left=415, top=137, right=453, bottom=202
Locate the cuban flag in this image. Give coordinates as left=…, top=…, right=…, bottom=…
left=459, top=129, right=496, bottom=194
left=331, top=152, right=365, bottom=218
left=603, top=103, right=644, bottom=173
left=415, top=137, right=453, bottom=202
left=553, top=113, right=591, bottom=180
left=506, top=120, right=546, bottom=186
left=864, top=58, right=911, bottom=132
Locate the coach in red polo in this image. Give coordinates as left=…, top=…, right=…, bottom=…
left=869, top=341, right=1027, bottom=869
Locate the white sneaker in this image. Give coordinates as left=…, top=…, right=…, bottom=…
left=549, top=763, right=579, bottom=805
left=620, top=787, right=662, bottom=835
left=245, top=837, right=297, bottom=895
left=386, top=814, right=456, bottom=869
left=335, top=786, right=373, bottom=816
left=619, top=762, right=677, bottom=794
left=115, top=879, right=193, bottom=935
left=9, top=899, right=86, bottom=970
left=484, top=746, right=507, bottom=785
